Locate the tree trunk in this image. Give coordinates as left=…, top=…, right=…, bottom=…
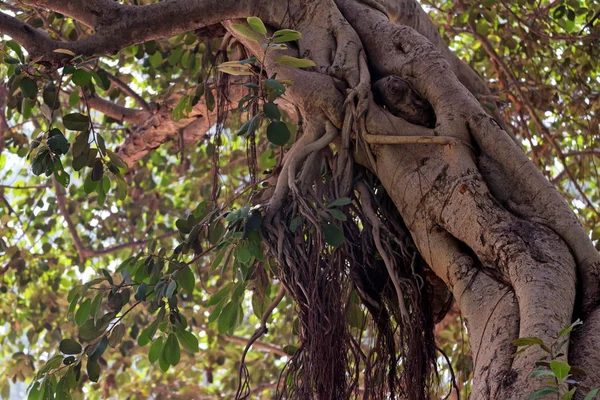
left=223, top=0, right=600, bottom=398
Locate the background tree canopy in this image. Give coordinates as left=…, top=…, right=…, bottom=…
left=0, top=0, right=598, bottom=399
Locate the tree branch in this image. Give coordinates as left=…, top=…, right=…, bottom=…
left=53, top=177, right=176, bottom=261
left=0, top=12, right=56, bottom=58
left=103, top=71, right=150, bottom=111
left=86, top=94, right=151, bottom=124
left=3, top=0, right=250, bottom=60
left=18, top=0, right=119, bottom=28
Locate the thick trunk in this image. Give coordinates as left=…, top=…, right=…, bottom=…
left=224, top=0, right=600, bottom=397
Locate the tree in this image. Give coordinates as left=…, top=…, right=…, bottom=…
left=0, top=0, right=598, bottom=398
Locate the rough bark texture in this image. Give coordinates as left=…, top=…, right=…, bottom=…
left=4, top=0, right=599, bottom=398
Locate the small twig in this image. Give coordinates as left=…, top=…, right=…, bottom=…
left=103, top=71, right=151, bottom=111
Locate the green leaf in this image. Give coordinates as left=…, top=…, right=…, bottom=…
left=512, top=337, right=545, bottom=347
left=48, top=132, right=70, bottom=155
left=92, top=68, right=111, bottom=90
left=19, top=78, right=38, bottom=98
left=164, top=333, right=181, bottom=366
left=176, top=265, right=195, bottom=294
left=530, top=369, right=555, bottom=378
left=231, top=24, right=262, bottom=42
left=108, top=324, right=126, bottom=347
left=176, top=329, right=199, bottom=353
left=165, top=280, right=177, bottom=298
left=63, top=113, right=90, bottom=131
left=106, top=149, right=128, bottom=170
left=83, top=173, right=98, bottom=194
left=283, top=345, right=298, bottom=356
left=584, top=388, right=599, bottom=400
left=275, top=55, right=316, bottom=68
left=87, top=359, right=100, bottom=382
left=558, top=319, right=582, bottom=337
left=72, top=131, right=90, bottom=158
left=549, top=360, right=570, bottom=380
left=91, top=158, right=104, bottom=181
left=218, top=301, right=239, bottom=334
left=322, top=224, right=345, bottom=247
left=39, top=354, right=63, bottom=375
left=263, top=102, right=281, bottom=120
left=53, top=158, right=70, bottom=187
left=72, top=69, right=91, bottom=86
left=208, top=284, right=233, bottom=306
left=59, top=339, right=82, bottom=355
left=149, top=337, right=165, bottom=364
left=528, top=388, right=559, bottom=400
left=266, top=120, right=290, bottom=146
left=273, top=29, right=302, bottom=43
left=329, top=208, right=347, bottom=221
left=135, top=282, right=148, bottom=301
left=327, top=197, right=352, bottom=207
left=149, top=51, right=163, bottom=68
left=563, top=388, right=577, bottom=400
left=264, top=79, right=286, bottom=98
left=75, top=299, right=92, bottom=326
left=138, top=319, right=159, bottom=346
left=247, top=16, right=267, bottom=35
left=236, top=242, right=252, bottom=264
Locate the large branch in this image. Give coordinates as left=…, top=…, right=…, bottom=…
left=18, top=0, right=121, bottom=28
left=2, top=0, right=250, bottom=60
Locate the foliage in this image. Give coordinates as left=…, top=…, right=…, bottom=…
left=513, top=320, right=599, bottom=399
left=0, top=0, right=598, bottom=399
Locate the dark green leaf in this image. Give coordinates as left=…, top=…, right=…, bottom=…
left=75, top=299, right=92, bottom=326
left=135, top=282, right=148, bottom=301
left=53, top=158, right=70, bottom=187
left=218, top=301, right=238, bottom=334
left=48, top=132, right=70, bottom=155
left=63, top=113, right=90, bottom=131
left=176, top=265, right=195, bottom=294
left=327, top=197, right=352, bottom=207
left=108, top=324, right=126, bottom=347
left=266, top=120, right=290, bottom=146
left=72, top=69, right=91, bottom=86
left=59, top=339, right=82, bottom=355
left=86, top=359, right=100, bottom=382
left=164, top=333, right=181, bottom=366
left=322, top=224, right=345, bottom=247
left=165, top=280, right=177, bottom=298
left=329, top=208, right=347, bottom=221
left=263, top=102, right=281, bottom=120
left=91, top=158, right=103, bottom=181
left=236, top=242, right=252, bottom=264
left=19, top=78, right=38, bottom=98
left=176, top=329, right=199, bottom=353
left=149, top=337, right=164, bottom=364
